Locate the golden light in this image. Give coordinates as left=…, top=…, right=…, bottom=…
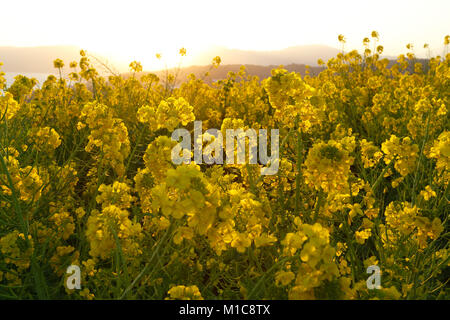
left=0, top=0, right=449, bottom=71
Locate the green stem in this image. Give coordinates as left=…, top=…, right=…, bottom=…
left=119, top=223, right=174, bottom=299
left=295, top=128, right=304, bottom=216
left=313, top=190, right=325, bottom=223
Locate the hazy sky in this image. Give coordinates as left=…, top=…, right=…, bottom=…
left=1, top=0, right=449, bottom=68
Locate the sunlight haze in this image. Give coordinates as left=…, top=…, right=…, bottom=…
left=1, top=0, right=449, bottom=70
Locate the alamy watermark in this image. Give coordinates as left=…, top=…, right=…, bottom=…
left=66, top=265, right=81, bottom=290
left=171, top=121, right=280, bottom=175
left=366, top=265, right=381, bottom=289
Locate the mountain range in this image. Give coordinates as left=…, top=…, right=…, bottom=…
left=187, top=45, right=340, bottom=66
left=144, top=64, right=325, bottom=84
left=0, top=44, right=340, bottom=74
left=0, top=46, right=82, bottom=73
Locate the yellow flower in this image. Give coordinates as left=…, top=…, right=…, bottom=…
left=275, top=271, right=295, bottom=286
left=304, top=138, right=355, bottom=193
left=254, top=233, right=277, bottom=248
left=129, top=61, right=143, bottom=73
left=381, top=135, right=419, bottom=176
left=420, top=185, right=436, bottom=201
left=154, top=97, right=195, bottom=131
left=0, top=92, right=20, bottom=120
left=173, top=227, right=194, bottom=245
left=167, top=285, right=203, bottom=300
left=53, top=58, right=64, bottom=69
left=212, top=56, right=221, bottom=68
left=80, top=288, right=95, bottom=300
left=355, top=229, right=371, bottom=244
left=231, top=232, right=251, bottom=253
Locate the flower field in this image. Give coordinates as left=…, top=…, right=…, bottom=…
left=0, top=33, right=448, bottom=300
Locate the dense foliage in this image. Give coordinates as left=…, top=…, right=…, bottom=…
left=0, top=33, right=448, bottom=299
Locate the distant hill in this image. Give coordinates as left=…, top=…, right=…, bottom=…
left=138, top=63, right=325, bottom=84
left=1, top=44, right=340, bottom=75
left=0, top=46, right=129, bottom=74
left=0, top=46, right=82, bottom=73
left=2, top=45, right=424, bottom=84
left=130, top=58, right=430, bottom=85
left=189, top=45, right=340, bottom=66
left=129, top=45, right=341, bottom=84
